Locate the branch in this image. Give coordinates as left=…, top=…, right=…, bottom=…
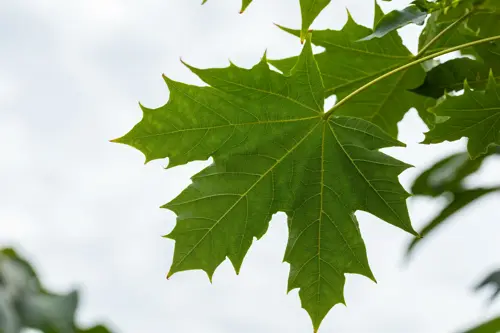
left=323, top=34, right=500, bottom=120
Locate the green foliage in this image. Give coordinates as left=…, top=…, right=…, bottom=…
left=424, top=74, right=500, bottom=159
left=361, top=5, right=427, bottom=41
left=270, top=3, right=430, bottom=136
left=115, top=36, right=416, bottom=330
left=115, top=0, right=500, bottom=331
left=0, top=248, right=114, bottom=333
left=368, top=0, right=484, bottom=41
left=411, top=58, right=492, bottom=98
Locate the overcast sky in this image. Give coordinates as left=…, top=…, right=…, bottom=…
left=1, top=0, right=500, bottom=332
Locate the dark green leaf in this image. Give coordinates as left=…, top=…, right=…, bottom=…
left=412, top=58, right=493, bottom=98
left=360, top=5, right=427, bottom=41
left=270, top=3, right=429, bottom=137
left=407, top=187, right=500, bottom=254
left=114, top=37, right=416, bottom=331
left=424, top=73, right=500, bottom=158
left=467, top=11, right=500, bottom=71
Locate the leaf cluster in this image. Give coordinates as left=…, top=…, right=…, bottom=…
left=114, top=0, right=500, bottom=331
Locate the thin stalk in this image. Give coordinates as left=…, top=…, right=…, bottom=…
left=416, top=10, right=473, bottom=58
left=323, top=34, right=500, bottom=120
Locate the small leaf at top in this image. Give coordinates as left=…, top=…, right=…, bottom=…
left=424, top=73, right=500, bottom=159
left=114, top=37, right=416, bottom=331
left=360, top=5, right=428, bottom=41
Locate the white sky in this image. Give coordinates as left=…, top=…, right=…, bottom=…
left=1, top=0, right=500, bottom=332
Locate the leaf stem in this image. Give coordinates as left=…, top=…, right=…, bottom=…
left=415, top=10, right=473, bottom=58
left=323, top=34, right=500, bottom=120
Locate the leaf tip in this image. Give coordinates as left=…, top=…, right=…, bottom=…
left=487, top=69, right=497, bottom=87
left=345, top=7, right=354, bottom=23
left=206, top=271, right=214, bottom=284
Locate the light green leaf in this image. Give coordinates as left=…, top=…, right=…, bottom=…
left=270, top=4, right=429, bottom=137
left=360, top=5, right=427, bottom=41
left=114, top=37, right=415, bottom=331
left=424, top=73, right=500, bottom=158
left=407, top=187, right=500, bottom=254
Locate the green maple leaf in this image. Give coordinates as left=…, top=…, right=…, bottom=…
left=424, top=73, right=500, bottom=158
left=113, top=37, right=416, bottom=331
left=201, top=0, right=330, bottom=40
left=270, top=4, right=430, bottom=137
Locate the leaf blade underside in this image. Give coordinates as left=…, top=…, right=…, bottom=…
left=114, top=37, right=415, bottom=331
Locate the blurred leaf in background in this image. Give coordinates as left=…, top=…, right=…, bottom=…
left=406, top=148, right=500, bottom=255
left=0, top=248, right=114, bottom=333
